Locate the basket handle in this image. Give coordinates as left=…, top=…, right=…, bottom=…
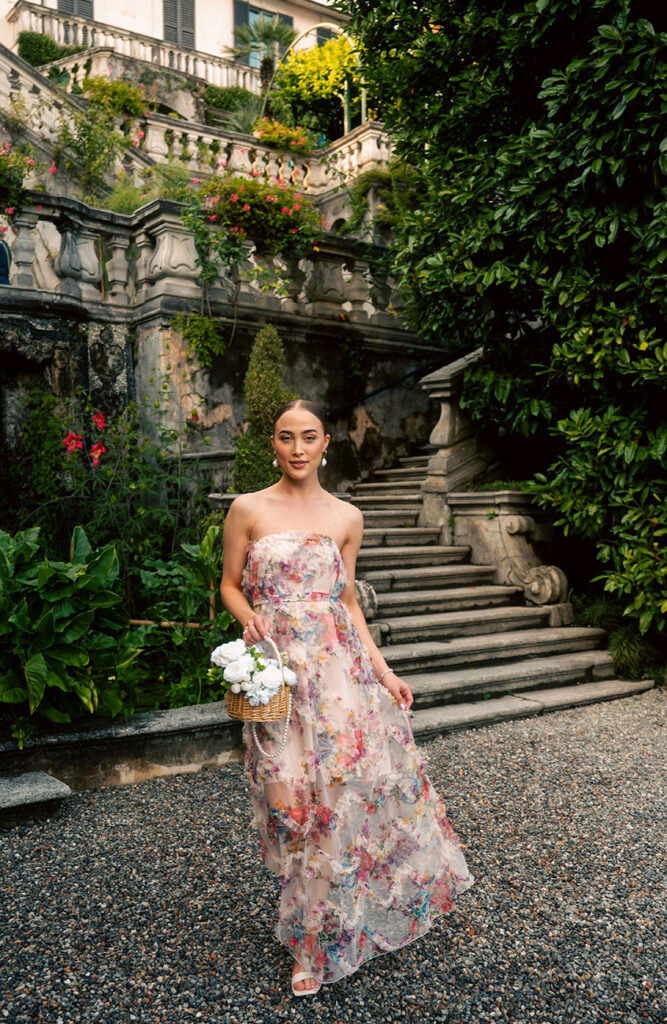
left=247, top=634, right=284, bottom=678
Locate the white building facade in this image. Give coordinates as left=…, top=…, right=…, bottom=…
left=1, top=0, right=345, bottom=76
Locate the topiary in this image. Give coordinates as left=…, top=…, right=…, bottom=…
left=18, top=30, right=86, bottom=67
left=231, top=325, right=295, bottom=493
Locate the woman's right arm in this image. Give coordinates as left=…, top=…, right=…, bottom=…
left=220, top=499, right=270, bottom=643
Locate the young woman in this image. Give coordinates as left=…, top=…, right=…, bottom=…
left=221, top=399, right=474, bottom=996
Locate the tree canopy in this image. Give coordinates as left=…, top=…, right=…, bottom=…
left=337, top=0, right=666, bottom=633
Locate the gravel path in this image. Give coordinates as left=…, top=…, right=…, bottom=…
left=2, top=688, right=665, bottom=1024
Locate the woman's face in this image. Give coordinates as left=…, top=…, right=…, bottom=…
left=272, top=408, right=330, bottom=479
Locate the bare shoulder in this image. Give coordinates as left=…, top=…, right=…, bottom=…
left=333, top=497, right=363, bottom=543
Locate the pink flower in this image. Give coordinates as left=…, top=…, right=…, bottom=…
left=92, top=411, right=106, bottom=430
left=49, top=165, right=57, bottom=174
left=36, top=204, right=42, bottom=211
left=293, top=203, right=301, bottom=211
left=291, top=227, right=298, bottom=233
left=0, top=226, right=7, bottom=233
left=242, top=204, right=250, bottom=211
left=240, top=148, right=246, bottom=154
left=281, top=207, right=289, bottom=214
left=230, top=193, right=238, bottom=202
left=27, top=158, right=35, bottom=166
left=5, top=207, right=14, bottom=215
left=231, top=226, right=239, bottom=232
left=192, top=178, right=200, bottom=183
left=137, top=130, right=144, bottom=139
left=219, top=160, right=228, bottom=167
left=208, top=214, right=217, bottom=221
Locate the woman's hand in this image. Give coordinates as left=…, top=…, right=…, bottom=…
left=242, top=612, right=272, bottom=646
left=381, top=672, right=414, bottom=712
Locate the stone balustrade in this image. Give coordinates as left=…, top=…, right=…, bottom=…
left=0, top=191, right=405, bottom=330
left=6, top=0, right=260, bottom=92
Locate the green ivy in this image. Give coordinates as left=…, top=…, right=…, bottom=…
left=171, top=311, right=226, bottom=368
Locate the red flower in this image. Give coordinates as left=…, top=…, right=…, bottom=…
left=230, top=193, right=238, bottom=202
left=92, top=411, right=106, bottom=430
left=62, top=432, right=83, bottom=453
left=191, top=410, right=199, bottom=421
left=90, top=442, right=106, bottom=467
left=242, top=204, right=251, bottom=212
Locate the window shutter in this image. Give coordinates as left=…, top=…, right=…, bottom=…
left=75, top=0, right=94, bottom=16
left=180, top=0, right=195, bottom=48
left=163, top=0, right=178, bottom=43
left=234, top=0, right=249, bottom=48
left=58, top=0, right=76, bottom=14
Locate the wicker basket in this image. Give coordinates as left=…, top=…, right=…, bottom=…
left=225, top=635, right=291, bottom=722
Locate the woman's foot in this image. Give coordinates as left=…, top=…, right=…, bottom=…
left=291, top=961, right=321, bottom=996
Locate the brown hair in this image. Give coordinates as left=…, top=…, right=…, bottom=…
left=272, top=399, right=328, bottom=434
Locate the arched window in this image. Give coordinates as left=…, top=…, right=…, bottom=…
left=164, top=0, right=195, bottom=49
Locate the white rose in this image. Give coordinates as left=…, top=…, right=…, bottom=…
left=255, top=665, right=283, bottom=691
left=230, top=682, right=242, bottom=694
left=282, top=666, right=297, bottom=687
left=211, top=638, right=246, bottom=667
left=223, top=660, right=250, bottom=685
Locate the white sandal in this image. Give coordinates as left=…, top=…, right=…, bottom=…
left=291, top=970, right=321, bottom=997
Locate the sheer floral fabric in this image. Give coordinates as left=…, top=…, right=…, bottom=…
left=242, top=531, right=474, bottom=984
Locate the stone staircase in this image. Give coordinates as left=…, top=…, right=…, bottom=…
left=351, top=451, right=653, bottom=739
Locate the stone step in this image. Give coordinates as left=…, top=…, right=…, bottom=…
left=361, top=508, right=422, bottom=528
left=407, top=650, right=617, bottom=707
left=352, top=493, right=424, bottom=509
left=380, top=626, right=607, bottom=674
left=352, top=480, right=422, bottom=494
left=0, top=771, right=71, bottom=825
left=398, top=454, right=431, bottom=468
left=362, top=527, right=441, bottom=548
left=411, top=679, right=655, bottom=741
left=378, top=605, right=554, bottom=644
left=357, top=545, right=471, bottom=570
left=373, top=467, right=427, bottom=481
left=363, top=563, right=497, bottom=593
left=377, top=584, right=524, bottom=616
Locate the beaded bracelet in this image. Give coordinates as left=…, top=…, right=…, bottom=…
left=378, top=668, right=393, bottom=682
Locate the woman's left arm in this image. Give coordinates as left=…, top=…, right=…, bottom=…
left=339, top=510, right=414, bottom=712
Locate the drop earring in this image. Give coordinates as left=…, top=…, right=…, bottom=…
left=321, top=452, right=328, bottom=468
left=272, top=457, right=278, bottom=467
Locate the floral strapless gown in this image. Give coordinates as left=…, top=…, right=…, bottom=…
left=241, top=531, right=474, bottom=984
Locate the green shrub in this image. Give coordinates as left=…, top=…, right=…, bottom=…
left=571, top=591, right=665, bottom=682
left=0, top=526, right=133, bottom=746
left=204, top=85, right=256, bottom=112
left=83, top=75, right=145, bottom=119
left=105, top=162, right=193, bottom=214
left=232, top=325, right=295, bottom=493
left=17, top=30, right=86, bottom=67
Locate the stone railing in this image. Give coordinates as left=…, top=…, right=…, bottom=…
left=417, top=353, right=569, bottom=611
left=6, top=0, right=260, bottom=91
left=2, top=192, right=406, bottom=331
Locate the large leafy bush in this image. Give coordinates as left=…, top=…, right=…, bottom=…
left=0, top=526, right=131, bottom=745
left=339, top=0, right=666, bottom=633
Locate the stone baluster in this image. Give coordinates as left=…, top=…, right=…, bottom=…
left=133, top=228, right=155, bottom=298
left=12, top=209, right=38, bottom=289
left=227, top=143, right=253, bottom=177
left=107, top=234, right=131, bottom=305
left=54, top=222, right=101, bottom=301
left=342, top=257, right=372, bottom=321
left=305, top=251, right=348, bottom=315
left=145, top=210, right=200, bottom=300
